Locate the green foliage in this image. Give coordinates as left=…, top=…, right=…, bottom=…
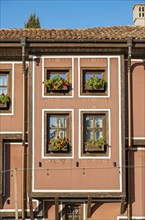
left=44, top=74, right=69, bottom=90
left=0, top=94, right=11, bottom=104
left=86, top=77, right=107, bottom=90
left=48, top=137, right=70, bottom=151
left=24, top=13, right=41, bottom=28
left=85, top=137, right=106, bottom=147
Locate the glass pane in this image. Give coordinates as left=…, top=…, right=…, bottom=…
left=50, top=73, right=66, bottom=80
left=96, top=129, right=103, bottom=139
left=0, top=75, right=8, bottom=86
left=49, top=129, right=56, bottom=139
left=86, top=130, right=94, bottom=140
left=59, top=130, right=67, bottom=138
left=85, top=72, right=103, bottom=82
left=94, top=73, right=103, bottom=79
left=0, top=88, right=7, bottom=95
left=96, top=116, right=103, bottom=128
left=58, top=73, right=66, bottom=79
left=85, top=73, right=93, bottom=82
left=49, top=117, right=57, bottom=128
left=59, top=117, right=66, bottom=128
left=85, top=116, right=93, bottom=128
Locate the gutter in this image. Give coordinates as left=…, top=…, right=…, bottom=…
left=0, top=38, right=145, bottom=44
left=21, top=37, right=27, bottom=220
left=21, top=37, right=34, bottom=220
left=127, top=38, right=133, bottom=220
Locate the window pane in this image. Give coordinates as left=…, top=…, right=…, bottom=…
left=94, top=73, right=103, bottom=79
left=85, top=73, right=94, bottom=81
left=96, top=129, right=103, bottom=139
left=49, top=117, right=57, bottom=128
left=59, top=130, right=67, bottom=138
left=0, top=88, right=7, bottom=94
left=96, top=116, right=103, bottom=128
left=85, top=116, right=93, bottom=128
left=49, top=129, right=56, bottom=139
left=0, top=75, right=8, bottom=86
left=85, top=72, right=103, bottom=82
left=59, top=117, right=66, bottom=128
left=50, top=73, right=66, bottom=80
left=86, top=130, right=94, bottom=140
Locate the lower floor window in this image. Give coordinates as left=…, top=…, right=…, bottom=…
left=45, top=111, right=72, bottom=156
left=81, top=111, right=108, bottom=156
left=65, top=204, right=82, bottom=220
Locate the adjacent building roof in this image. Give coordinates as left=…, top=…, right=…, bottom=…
left=0, top=26, right=145, bottom=41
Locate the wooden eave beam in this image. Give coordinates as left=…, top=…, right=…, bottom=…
left=55, top=197, right=59, bottom=220
left=87, top=197, right=92, bottom=218
left=120, top=198, right=127, bottom=214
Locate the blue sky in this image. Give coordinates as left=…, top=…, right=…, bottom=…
left=1, top=0, right=145, bottom=28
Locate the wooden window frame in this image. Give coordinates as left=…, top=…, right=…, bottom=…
left=81, top=111, right=109, bottom=156
left=44, top=111, right=72, bottom=157
left=44, top=68, right=72, bottom=96
left=0, top=70, right=12, bottom=112
left=80, top=67, right=108, bottom=96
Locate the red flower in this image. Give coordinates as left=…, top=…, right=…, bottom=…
left=48, top=142, right=51, bottom=144
left=2, top=93, right=4, bottom=96
left=63, top=83, right=68, bottom=87
left=54, top=83, right=58, bottom=86
left=64, top=137, right=66, bottom=140
left=62, top=79, right=65, bottom=83
left=57, top=136, right=60, bottom=139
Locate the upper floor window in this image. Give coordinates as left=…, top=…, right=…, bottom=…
left=44, top=68, right=72, bottom=96
left=0, top=71, right=11, bottom=111
left=139, top=6, right=145, bottom=17
left=80, top=68, right=107, bottom=96
left=44, top=111, right=72, bottom=156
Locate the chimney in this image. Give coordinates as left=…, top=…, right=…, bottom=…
left=133, top=4, right=145, bottom=26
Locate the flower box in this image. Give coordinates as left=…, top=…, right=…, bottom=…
left=48, top=137, right=70, bottom=152
left=0, top=102, right=8, bottom=109
left=47, top=85, right=69, bottom=92
left=48, top=145, right=69, bottom=152
left=85, top=144, right=105, bottom=152
left=85, top=77, right=107, bottom=92
left=44, top=74, right=70, bottom=93
left=85, top=84, right=106, bottom=91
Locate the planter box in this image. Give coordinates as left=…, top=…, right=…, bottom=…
left=48, top=145, right=69, bottom=152
left=85, top=84, right=105, bottom=92
left=85, top=144, right=105, bottom=152
left=47, top=85, right=69, bottom=92
left=0, top=102, right=9, bottom=109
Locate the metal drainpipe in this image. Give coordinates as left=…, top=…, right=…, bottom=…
left=127, top=38, right=133, bottom=220
left=21, top=37, right=27, bottom=220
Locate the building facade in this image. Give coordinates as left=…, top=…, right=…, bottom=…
left=0, top=7, right=145, bottom=220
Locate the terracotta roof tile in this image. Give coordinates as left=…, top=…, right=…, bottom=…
left=0, top=26, right=145, bottom=40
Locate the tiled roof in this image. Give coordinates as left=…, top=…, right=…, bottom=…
left=0, top=26, right=145, bottom=40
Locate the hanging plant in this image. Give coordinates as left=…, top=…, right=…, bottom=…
left=43, top=74, right=70, bottom=91
left=86, top=77, right=107, bottom=90
left=48, top=136, right=70, bottom=151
